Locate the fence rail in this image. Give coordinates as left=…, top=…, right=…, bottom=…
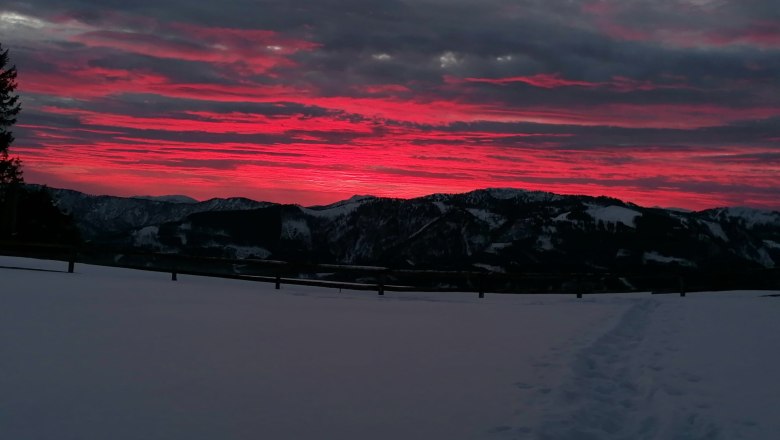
left=2, top=241, right=779, bottom=298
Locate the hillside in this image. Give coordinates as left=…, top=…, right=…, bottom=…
left=40, top=186, right=780, bottom=274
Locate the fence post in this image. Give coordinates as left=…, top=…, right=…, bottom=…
left=275, top=274, right=281, bottom=290
left=679, top=276, right=686, bottom=297
left=378, top=274, right=385, bottom=296
left=576, top=275, right=583, bottom=299
left=478, top=273, right=485, bottom=298
left=67, top=248, right=76, bottom=273
left=170, top=253, right=178, bottom=280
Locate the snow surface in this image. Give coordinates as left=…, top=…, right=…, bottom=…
left=2, top=256, right=779, bottom=439
left=586, top=204, right=642, bottom=228
left=482, top=188, right=562, bottom=203
left=472, top=263, right=506, bottom=273
left=433, top=201, right=449, bottom=213
left=715, top=207, right=780, bottom=228
left=485, top=242, right=511, bottom=254
left=703, top=220, right=729, bottom=241
left=131, top=195, right=199, bottom=204
left=764, top=240, right=780, bottom=250
left=280, top=218, right=311, bottom=242
left=224, top=245, right=272, bottom=259
left=408, top=216, right=442, bottom=241
left=755, top=248, right=775, bottom=268
left=553, top=205, right=641, bottom=228
left=643, top=251, right=696, bottom=267
left=467, top=208, right=506, bottom=228
left=553, top=211, right=572, bottom=222
left=132, top=226, right=162, bottom=249
left=302, top=195, right=372, bottom=218
left=536, top=235, right=554, bottom=251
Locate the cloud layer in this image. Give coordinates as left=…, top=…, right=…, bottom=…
left=1, top=0, right=778, bottom=208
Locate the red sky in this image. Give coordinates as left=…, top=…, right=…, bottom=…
left=1, top=1, right=779, bottom=209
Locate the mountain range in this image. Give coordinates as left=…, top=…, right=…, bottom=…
left=37, top=186, right=780, bottom=275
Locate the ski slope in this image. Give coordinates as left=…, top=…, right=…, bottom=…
left=1, top=256, right=779, bottom=439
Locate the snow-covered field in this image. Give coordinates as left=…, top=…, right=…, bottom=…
left=2, top=256, right=779, bottom=440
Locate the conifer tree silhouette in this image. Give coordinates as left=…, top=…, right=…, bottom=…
left=0, top=42, right=23, bottom=235
left=0, top=42, right=22, bottom=187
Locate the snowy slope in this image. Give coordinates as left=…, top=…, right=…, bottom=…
left=302, top=195, right=375, bottom=218
left=131, top=195, right=199, bottom=204
left=704, top=207, right=780, bottom=228
left=40, top=186, right=268, bottom=238
left=2, top=256, right=779, bottom=439
left=39, top=185, right=780, bottom=272
left=586, top=204, right=642, bottom=228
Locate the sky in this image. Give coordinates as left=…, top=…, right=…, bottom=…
left=0, top=0, right=778, bottom=209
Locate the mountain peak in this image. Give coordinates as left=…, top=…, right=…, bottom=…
left=37, top=184, right=780, bottom=273
left=131, top=195, right=199, bottom=204
left=703, top=207, right=780, bottom=228
left=303, top=195, right=376, bottom=218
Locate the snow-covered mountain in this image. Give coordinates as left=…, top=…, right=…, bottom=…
left=42, top=186, right=780, bottom=272
left=130, top=195, right=199, bottom=204
left=34, top=186, right=268, bottom=239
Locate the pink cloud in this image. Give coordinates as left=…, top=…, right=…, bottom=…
left=465, top=73, right=599, bottom=89
left=705, top=20, right=780, bottom=48
left=465, top=73, right=695, bottom=93
left=66, top=20, right=319, bottom=76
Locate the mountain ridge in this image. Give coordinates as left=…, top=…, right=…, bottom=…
left=31, top=185, right=780, bottom=275
left=34, top=184, right=780, bottom=217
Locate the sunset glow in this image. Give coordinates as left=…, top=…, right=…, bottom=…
left=1, top=1, right=778, bottom=209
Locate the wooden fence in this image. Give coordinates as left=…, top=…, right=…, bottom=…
left=2, top=242, right=779, bottom=298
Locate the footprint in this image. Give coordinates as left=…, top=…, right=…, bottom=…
left=619, top=399, right=635, bottom=410
left=664, top=385, right=685, bottom=397
left=514, top=382, right=534, bottom=390
left=639, top=416, right=659, bottom=436
left=486, top=425, right=512, bottom=434
left=683, top=373, right=702, bottom=383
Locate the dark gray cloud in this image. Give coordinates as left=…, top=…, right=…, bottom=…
left=1, top=0, right=778, bottom=208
